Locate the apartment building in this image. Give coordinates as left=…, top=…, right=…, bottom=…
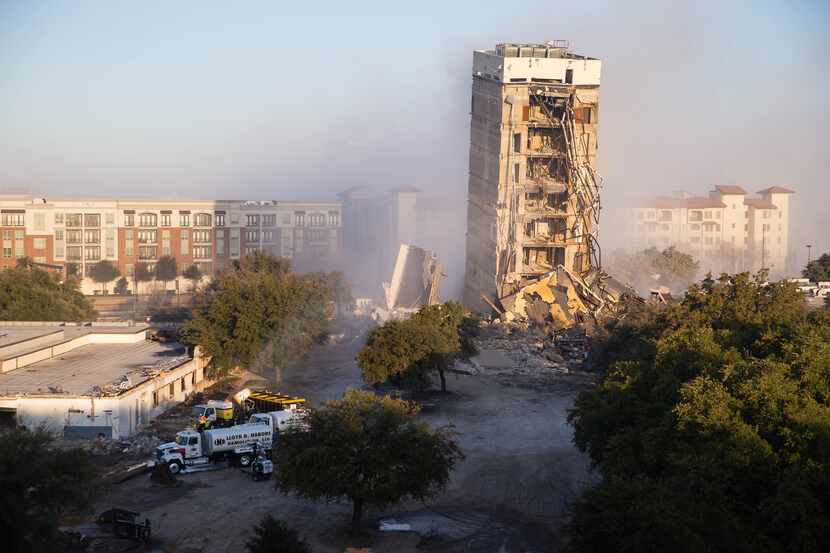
left=0, top=195, right=341, bottom=286
left=625, top=186, right=794, bottom=277
left=463, top=42, right=602, bottom=312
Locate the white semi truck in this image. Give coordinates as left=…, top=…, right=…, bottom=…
left=155, top=410, right=303, bottom=474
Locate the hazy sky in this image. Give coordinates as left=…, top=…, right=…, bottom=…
left=1, top=1, right=828, bottom=264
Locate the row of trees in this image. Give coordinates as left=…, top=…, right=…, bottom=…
left=88, top=256, right=203, bottom=294
left=566, top=272, right=830, bottom=552
left=356, top=301, right=476, bottom=392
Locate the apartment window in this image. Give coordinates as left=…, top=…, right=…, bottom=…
left=581, top=107, right=592, bottom=123
left=84, top=214, right=100, bottom=227
left=244, top=246, right=259, bottom=255
left=690, top=224, right=700, bottom=231
left=181, top=230, right=190, bottom=256
left=309, top=214, right=325, bottom=227
left=193, top=246, right=212, bottom=259
left=33, top=212, right=46, bottom=231
left=55, top=212, right=64, bottom=225
left=193, top=230, right=211, bottom=243
left=230, top=228, right=240, bottom=256
left=153, top=391, right=158, bottom=408
left=2, top=231, right=11, bottom=257
left=66, top=246, right=82, bottom=261
left=328, top=212, right=339, bottom=226
left=84, top=229, right=100, bottom=244
left=160, top=213, right=171, bottom=227
left=745, top=211, right=749, bottom=219
left=762, top=210, right=770, bottom=219
left=55, top=241, right=64, bottom=258
left=1, top=212, right=25, bottom=226
left=169, top=382, right=174, bottom=396
left=105, top=212, right=115, bottom=225
left=732, top=223, right=736, bottom=229
left=180, top=378, right=185, bottom=393
left=704, top=211, right=712, bottom=219
left=744, top=224, right=748, bottom=231
left=124, top=213, right=135, bottom=227
left=161, top=230, right=171, bottom=256
left=125, top=230, right=134, bottom=257
left=263, top=230, right=274, bottom=242
left=216, top=231, right=225, bottom=257
left=715, top=211, right=721, bottom=219
left=513, top=133, right=521, bottom=153
left=194, top=213, right=212, bottom=227
left=33, top=237, right=46, bottom=250
left=262, top=214, right=276, bottom=227
left=84, top=246, right=101, bottom=261
left=34, top=256, right=46, bottom=264
left=778, top=212, right=782, bottom=219
left=139, top=246, right=157, bottom=260
left=138, top=229, right=157, bottom=244
left=126, top=264, right=134, bottom=276
left=245, top=230, right=259, bottom=242
left=215, top=213, right=225, bottom=227
left=513, top=162, right=520, bottom=184
left=65, top=213, right=83, bottom=227
left=191, top=372, right=196, bottom=386
left=295, top=213, right=305, bottom=227
left=565, top=68, right=573, bottom=84
left=139, top=213, right=157, bottom=227
left=307, top=229, right=328, bottom=243
left=246, top=214, right=260, bottom=227
left=179, top=212, right=190, bottom=227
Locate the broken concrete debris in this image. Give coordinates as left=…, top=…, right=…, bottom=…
left=495, top=264, right=636, bottom=330
left=383, top=244, right=444, bottom=311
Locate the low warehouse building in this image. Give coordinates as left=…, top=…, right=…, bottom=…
left=0, top=323, right=211, bottom=438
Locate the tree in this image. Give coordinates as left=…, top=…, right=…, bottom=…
left=155, top=255, right=177, bottom=290
left=566, top=272, right=830, bottom=552
left=357, top=301, right=466, bottom=392
left=325, top=271, right=353, bottom=315
left=182, top=251, right=333, bottom=380
left=89, top=260, right=119, bottom=294
left=607, top=246, right=699, bottom=293
left=245, top=515, right=311, bottom=553
left=803, top=252, right=830, bottom=282
left=274, top=389, right=462, bottom=533
left=182, top=263, right=202, bottom=292
left=15, top=256, right=34, bottom=269
left=0, top=427, right=97, bottom=553
left=134, top=262, right=154, bottom=285
left=113, top=276, right=129, bottom=295
left=0, top=265, right=95, bottom=321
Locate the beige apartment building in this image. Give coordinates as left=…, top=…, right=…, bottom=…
left=625, top=186, right=794, bottom=277
left=0, top=195, right=341, bottom=288
left=463, top=42, right=602, bottom=312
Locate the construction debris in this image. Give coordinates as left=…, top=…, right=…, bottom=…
left=383, top=244, right=444, bottom=311
left=496, top=264, right=636, bottom=330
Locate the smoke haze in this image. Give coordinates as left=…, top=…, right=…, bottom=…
left=1, top=1, right=828, bottom=295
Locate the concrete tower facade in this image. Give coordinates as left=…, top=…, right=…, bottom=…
left=463, top=42, right=602, bottom=312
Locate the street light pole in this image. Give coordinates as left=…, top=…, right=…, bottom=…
left=806, top=244, right=813, bottom=266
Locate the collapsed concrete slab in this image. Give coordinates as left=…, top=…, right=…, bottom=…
left=495, top=265, right=639, bottom=330
left=383, top=244, right=444, bottom=310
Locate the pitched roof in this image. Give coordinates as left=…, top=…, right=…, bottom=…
left=640, top=197, right=726, bottom=209
left=757, top=186, right=794, bottom=194
left=714, top=185, right=747, bottom=195
left=744, top=198, right=777, bottom=210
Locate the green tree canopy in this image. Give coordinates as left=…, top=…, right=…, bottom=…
left=182, top=251, right=333, bottom=380
left=113, top=276, right=129, bottom=295
left=325, top=270, right=353, bottom=306
left=134, top=262, right=154, bottom=283
left=0, top=266, right=95, bottom=321
left=90, top=260, right=120, bottom=293
left=245, top=515, right=311, bottom=553
left=357, top=301, right=468, bottom=392
left=567, top=272, right=830, bottom=552
left=154, top=255, right=177, bottom=284
left=0, top=427, right=97, bottom=553
left=273, top=389, right=462, bottom=533
left=182, top=263, right=202, bottom=291
left=803, top=252, right=830, bottom=282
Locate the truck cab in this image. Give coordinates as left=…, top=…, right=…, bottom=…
left=192, top=400, right=234, bottom=429
left=156, top=430, right=205, bottom=473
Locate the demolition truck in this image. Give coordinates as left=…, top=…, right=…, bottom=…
left=154, top=410, right=299, bottom=474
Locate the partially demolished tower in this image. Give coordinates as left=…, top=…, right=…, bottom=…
left=463, top=42, right=602, bottom=312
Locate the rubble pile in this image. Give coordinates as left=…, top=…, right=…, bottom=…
left=496, top=265, right=637, bottom=330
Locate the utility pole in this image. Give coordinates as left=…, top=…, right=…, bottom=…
left=806, top=243, right=813, bottom=266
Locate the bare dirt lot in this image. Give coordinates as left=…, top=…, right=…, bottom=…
left=93, top=317, right=594, bottom=553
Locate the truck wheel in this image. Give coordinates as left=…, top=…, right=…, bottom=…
left=168, top=460, right=183, bottom=474
left=238, top=453, right=252, bottom=467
